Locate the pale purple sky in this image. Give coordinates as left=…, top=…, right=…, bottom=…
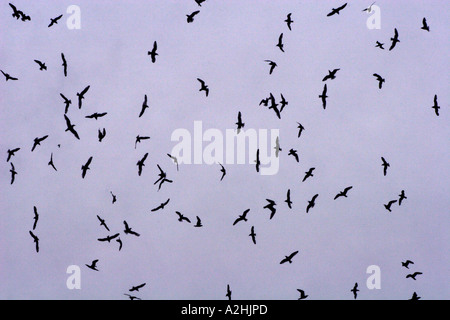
left=1, top=0, right=449, bottom=300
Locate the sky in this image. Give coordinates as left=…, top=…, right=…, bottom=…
left=0, top=0, right=449, bottom=300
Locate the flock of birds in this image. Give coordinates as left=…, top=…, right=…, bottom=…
left=3, top=1, right=440, bottom=300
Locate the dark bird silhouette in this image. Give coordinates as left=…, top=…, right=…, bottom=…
left=98, top=128, right=106, bottom=142
left=186, top=10, right=200, bottom=23
left=151, top=198, right=170, bottom=212
left=264, top=199, right=277, bottom=220
left=97, top=215, right=110, bottom=232
left=322, top=69, right=340, bottom=81
left=406, top=272, right=423, bottom=281
left=268, top=93, right=281, bottom=119
left=32, top=206, right=39, bottom=230
left=398, top=190, right=407, bottom=206
left=351, top=283, right=359, bottom=299
left=319, top=84, right=328, bottom=109
left=110, top=191, right=117, bottom=204
left=226, top=284, right=232, bottom=300
left=148, top=41, right=158, bottom=63
left=81, top=156, right=93, bottom=179
left=97, top=233, right=120, bottom=243
left=194, top=216, right=203, bottom=227
left=296, top=122, right=305, bottom=138
left=410, top=292, right=421, bottom=300
left=123, top=220, right=140, bottom=237
left=401, top=260, right=414, bottom=269
left=135, top=135, right=150, bottom=149
left=384, top=200, right=397, bottom=212
left=389, top=28, right=400, bottom=51
left=19, top=12, right=31, bottom=21
left=85, top=112, right=107, bottom=120
left=233, top=209, right=250, bottom=226
left=137, top=153, right=149, bottom=176
left=334, top=186, right=353, bottom=200
left=375, top=41, right=384, bottom=50
left=48, top=153, right=57, bottom=171
left=373, top=73, right=385, bottom=89
left=195, top=0, right=206, bottom=6
left=60, top=93, right=72, bottom=114
left=61, top=53, right=67, bottom=77
left=85, top=259, right=99, bottom=271
left=279, top=93, right=288, bottom=112
left=6, top=147, right=20, bottom=162
left=130, top=283, right=146, bottom=292
left=77, top=85, right=90, bottom=109
left=255, top=149, right=260, bottom=173
left=381, top=157, right=390, bottom=176
left=175, top=211, right=191, bottom=223
left=297, top=289, right=308, bottom=300
left=31, top=135, right=48, bottom=152
left=285, top=189, right=292, bottom=209
left=265, top=60, right=277, bottom=75
left=274, top=136, right=282, bottom=157
left=303, top=167, right=315, bottom=182
left=116, top=238, right=123, bottom=251
left=29, top=230, right=39, bottom=252
left=288, top=149, right=299, bottom=162
left=9, top=3, right=22, bottom=20
left=154, top=164, right=172, bottom=191
left=285, top=13, right=294, bottom=30
left=362, top=2, right=376, bottom=12
left=124, top=294, right=141, bottom=300
left=431, top=94, right=440, bottom=116
left=327, top=3, right=347, bottom=16
left=64, top=115, right=80, bottom=140
left=306, top=194, right=319, bottom=213
left=236, top=111, right=245, bottom=133
left=1, top=70, right=18, bottom=81
left=10, top=162, right=17, bottom=184
left=259, top=97, right=269, bottom=107
left=219, top=163, right=226, bottom=181
left=421, top=17, right=430, bottom=32
left=139, top=94, right=149, bottom=118
left=197, top=78, right=209, bottom=97
left=48, top=14, right=63, bottom=27
left=280, top=250, right=299, bottom=264
left=34, top=60, right=47, bottom=71
left=249, top=226, right=256, bottom=244
left=276, top=33, right=285, bottom=52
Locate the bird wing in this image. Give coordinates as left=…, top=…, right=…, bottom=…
left=80, top=85, right=90, bottom=95
left=344, top=186, right=353, bottom=192
left=338, top=3, right=348, bottom=11
left=289, top=251, right=299, bottom=259
left=85, top=156, right=93, bottom=166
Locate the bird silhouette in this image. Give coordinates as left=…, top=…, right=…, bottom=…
left=233, top=209, right=250, bottom=226
left=421, top=17, right=430, bottom=32
left=322, top=69, right=340, bottom=81
left=255, top=149, right=261, bottom=173
left=276, top=33, right=284, bottom=52
left=124, top=294, right=141, bottom=300
left=384, top=200, right=397, bottom=212
left=249, top=226, right=256, bottom=244
left=135, top=135, right=150, bottom=149
left=175, top=211, right=191, bottom=223
left=32, top=206, right=39, bottom=230
left=61, top=53, right=67, bottom=77
left=97, top=233, right=120, bottom=243
left=303, top=167, right=315, bottom=182
left=373, top=73, right=385, bottom=89
left=288, top=149, right=299, bottom=162
left=9, top=3, right=22, bottom=20
left=410, top=292, right=421, bottom=300
left=148, top=41, right=158, bottom=63
left=306, top=194, right=319, bottom=213
left=6, top=147, right=20, bottom=162
left=29, top=230, right=39, bottom=252
left=64, top=115, right=80, bottom=140
left=381, top=157, right=390, bottom=176
left=195, top=0, right=206, bottom=6
left=77, top=85, right=90, bottom=109
left=327, top=3, right=347, bottom=16
left=97, top=215, right=110, bottom=232
left=236, top=111, right=245, bottom=133
left=274, top=136, right=282, bottom=158
left=85, top=112, right=107, bottom=120
left=264, top=199, right=277, bottom=220
left=297, top=289, right=308, bottom=300
left=431, top=95, right=440, bottom=116
left=285, top=189, right=293, bottom=209
left=375, top=41, right=384, bottom=50
left=319, top=84, right=328, bottom=109
left=389, top=28, right=400, bottom=51
left=154, top=164, right=172, bottom=191
left=401, top=260, right=414, bottom=269
left=362, top=2, right=376, bottom=12
left=139, top=94, right=149, bottom=118
left=1, top=70, right=18, bottom=81
left=34, top=60, right=47, bottom=71
left=280, top=250, right=298, bottom=264
left=226, top=284, right=232, bottom=300
left=406, top=272, right=423, bottom=280
left=116, top=238, right=123, bottom=251
left=31, top=135, right=48, bottom=152
left=296, top=122, right=305, bottom=138
left=129, top=283, right=146, bottom=292
left=285, top=13, right=294, bottom=30
left=10, top=162, right=17, bottom=184
left=186, top=10, right=200, bottom=23
left=279, top=94, right=288, bottom=113
left=197, top=78, right=209, bottom=97
left=123, top=220, right=140, bottom=237
left=48, top=153, right=57, bottom=171
left=48, top=14, right=63, bottom=27
left=351, top=283, right=359, bottom=299
left=265, top=60, right=277, bottom=75
left=151, top=198, right=170, bottom=212
left=98, top=128, right=106, bottom=142
left=334, top=186, right=353, bottom=200
left=194, top=216, right=203, bottom=227
left=60, top=93, right=72, bottom=114
left=137, top=153, right=149, bottom=176
left=81, top=156, right=93, bottom=179
left=85, top=259, right=99, bottom=271
left=268, top=93, right=281, bottom=119
left=398, top=190, right=407, bottom=206
left=219, top=163, right=226, bottom=181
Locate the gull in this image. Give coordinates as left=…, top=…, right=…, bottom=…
left=129, top=283, right=146, bottom=292
left=148, top=41, right=158, bottom=63
left=285, top=13, right=294, bottom=30
left=406, top=272, right=423, bottom=281
left=265, top=60, right=277, bottom=75
left=268, top=93, right=281, bottom=119
left=276, top=33, right=284, bottom=52
left=296, top=122, right=305, bottom=138
left=398, top=190, right=407, bottom=206
left=384, top=200, right=397, bottom=212
left=77, top=85, right=90, bottom=109
left=61, top=53, right=67, bottom=77
left=274, top=136, right=282, bottom=157
left=421, top=17, right=430, bottom=32
left=279, top=93, right=288, bottom=112
left=60, top=93, right=72, bottom=114
left=351, top=283, right=359, bottom=299
left=1, top=70, right=18, bottom=81
left=167, top=154, right=179, bottom=171
left=151, top=198, right=170, bottom=212
left=85, top=259, right=99, bottom=271
left=64, top=115, right=80, bottom=140
left=10, top=162, right=17, bottom=184
left=319, top=84, right=328, bottom=109
left=9, top=3, right=22, bottom=20
left=48, top=14, right=63, bottom=27
left=137, top=153, right=149, bottom=176
left=288, top=149, right=299, bottom=162
left=236, top=111, right=245, bottom=133
left=98, top=128, right=106, bottom=142
left=401, top=260, right=414, bottom=269
left=410, top=292, right=421, bottom=300
left=302, top=167, right=315, bottom=182
left=431, top=95, right=440, bottom=116
left=362, top=2, right=376, bottom=12
left=154, top=164, right=173, bottom=191
left=280, top=250, right=299, bottom=264
left=285, top=189, right=292, bottom=209
left=375, top=41, right=384, bottom=50
left=97, top=233, right=120, bottom=243
left=48, top=153, right=57, bottom=171
left=135, top=135, right=150, bottom=149
left=381, top=157, right=390, bottom=176
left=264, top=199, right=277, bottom=220
left=219, top=163, right=226, bottom=181
left=81, top=156, right=93, bottom=179
left=194, top=216, right=203, bottom=227
left=123, top=220, right=140, bottom=237
left=373, top=73, right=385, bottom=89
left=32, top=206, right=39, bottom=230
left=297, top=289, right=308, bottom=300
left=233, top=209, right=250, bottom=226
left=31, top=135, right=49, bottom=152
left=334, top=186, right=353, bottom=200
left=85, top=112, right=107, bottom=120
left=29, top=231, right=39, bottom=252
left=97, top=215, right=110, bottom=231
left=116, top=238, right=123, bottom=251
left=389, top=28, right=400, bottom=51
left=34, top=60, right=47, bottom=71
left=195, top=0, right=206, bottom=6
left=249, top=226, right=256, bottom=244
left=124, top=294, right=141, bottom=300
left=6, top=147, right=20, bottom=162
left=327, top=3, right=347, bottom=16
left=226, top=284, right=232, bottom=300
left=139, top=94, right=149, bottom=118
left=255, top=149, right=260, bottom=172
left=186, top=10, right=200, bottom=23
left=322, top=69, right=340, bottom=81
left=197, top=78, right=209, bottom=97
left=175, top=211, right=191, bottom=223
left=306, top=194, right=319, bottom=213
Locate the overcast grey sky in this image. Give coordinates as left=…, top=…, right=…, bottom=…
left=1, top=0, right=449, bottom=300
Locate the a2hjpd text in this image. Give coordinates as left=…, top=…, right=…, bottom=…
left=181, top=304, right=267, bottom=317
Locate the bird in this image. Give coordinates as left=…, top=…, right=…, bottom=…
left=285, top=13, right=294, bottom=30
left=97, top=233, right=120, bottom=243
left=219, top=163, right=226, bottom=181
left=129, top=283, right=146, bottom=292
left=381, top=157, right=390, bottom=176
left=268, top=93, right=281, bottom=119
left=285, top=189, right=292, bottom=209
left=123, top=220, right=140, bottom=237
left=233, top=209, right=250, bottom=226
left=139, top=94, right=149, bottom=118
left=124, top=294, right=141, bottom=300
left=306, top=194, right=319, bottom=213
left=77, top=85, right=90, bottom=109
left=276, top=33, right=284, bottom=52
left=31, top=135, right=48, bottom=152
left=297, top=289, right=308, bottom=300
left=322, top=69, right=340, bottom=81
left=81, top=156, right=93, bottom=179
left=375, top=41, right=385, bottom=50
left=249, top=226, right=256, bottom=244
left=236, top=112, right=245, bottom=133
left=116, top=238, right=123, bottom=251
left=32, top=206, right=39, bottom=230
left=175, top=211, right=191, bottom=223
left=389, top=28, right=400, bottom=51
left=279, top=93, right=288, bottom=112
left=61, top=53, right=68, bottom=77
left=362, top=2, right=376, bottom=12
left=274, top=136, right=282, bottom=158
left=406, top=272, right=423, bottom=281
left=29, top=231, right=39, bottom=252
left=98, top=128, right=106, bottom=142
left=296, top=122, right=305, bottom=138
left=401, top=260, right=414, bottom=269
left=410, top=292, right=421, bottom=300
left=319, top=84, right=328, bottom=109
left=288, top=149, right=299, bottom=163
left=48, top=14, right=63, bottom=27
left=34, top=60, right=47, bottom=71
left=151, top=198, right=170, bottom=212
left=154, top=164, right=173, bottom=191
left=195, top=0, right=206, bottom=6
left=384, top=200, right=397, bottom=212
left=60, top=93, right=72, bottom=114
left=194, top=216, right=203, bottom=227
left=373, top=73, right=385, bottom=89
left=255, top=149, right=260, bottom=173
left=334, top=186, right=353, bottom=200
left=85, top=259, right=99, bottom=271
left=148, top=41, right=158, bottom=63
left=265, top=60, right=277, bottom=75
left=10, top=162, right=17, bottom=184
left=135, top=135, right=150, bottom=149
left=302, top=168, right=315, bottom=182
left=431, top=94, right=440, bottom=116
left=421, top=17, right=430, bottom=32
left=64, top=115, right=80, bottom=140
left=97, top=215, right=110, bottom=232
left=264, top=199, right=277, bottom=220
left=280, top=250, right=299, bottom=264
left=197, top=78, right=209, bottom=97
left=398, top=190, right=407, bottom=206
left=186, top=10, right=200, bottom=23
left=137, top=153, right=149, bottom=176
left=226, top=284, right=232, bottom=300
left=1, top=70, right=18, bottom=81
left=327, top=3, right=347, bottom=16
left=6, top=147, right=20, bottom=162
left=351, top=283, right=359, bottom=299
left=48, top=153, right=57, bottom=171
left=9, top=3, right=22, bottom=20
left=85, top=112, right=107, bottom=120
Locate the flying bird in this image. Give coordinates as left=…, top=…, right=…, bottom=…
left=276, top=33, right=284, bottom=52
left=421, top=17, right=430, bottom=32
left=48, top=14, right=63, bottom=27
left=296, top=122, right=305, bottom=138
left=135, top=135, right=150, bottom=149
left=85, top=112, right=107, bottom=120
left=389, top=28, right=400, bottom=51
left=123, top=220, right=140, bottom=237
left=97, top=233, right=120, bottom=243
left=249, top=226, right=256, bottom=244
left=306, top=194, right=319, bottom=213
left=268, top=93, right=281, bottom=119
left=6, top=147, right=20, bottom=162
left=375, top=41, right=384, bottom=50
left=9, top=3, right=22, bottom=20
left=60, top=93, right=72, bottom=114
left=31, top=135, right=49, bottom=152
left=384, top=200, right=397, bottom=212
left=297, top=289, right=308, bottom=300
left=61, top=53, right=67, bottom=77
left=98, top=128, right=106, bottom=142
left=302, top=167, right=315, bottom=182
left=175, top=211, right=191, bottom=223
left=64, top=115, right=80, bottom=140
left=381, top=157, right=390, bottom=176
left=327, top=3, right=347, bottom=16
left=285, top=189, right=292, bottom=209
left=29, top=231, right=39, bottom=252
left=139, top=94, right=149, bottom=118
left=194, top=216, right=203, bottom=227
left=81, top=156, right=93, bottom=179
left=373, top=73, right=385, bottom=89
left=406, top=272, right=423, bottom=281
left=264, top=199, right=277, bottom=220
left=219, top=163, right=226, bottom=181
left=265, top=60, right=277, bottom=75
left=85, top=259, right=99, bottom=271
left=137, top=153, right=149, bottom=176
left=233, top=209, right=250, bottom=226
left=197, top=78, right=209, bottom=97
left=195, top=0, right=206, bottom=6
left=1, top=70, right=18, bottom=81
left=288, top=149, right=299, bottom=163
left=285, top=13, right=294, bottom=30
left=154, top=164, right=173, bottom=191
left=322, top=69, right=340, bottom=81
left=410, top=292, right=421, bottom=300
left=236, top=111, right=245, bottom=133
left=48, top=153, right=57, bottom=171
left=279, top=93, right=288, bottom=112
left=151, top=198, right=170, bottom=212
left=129, top=283, right=146, bottom=292
left=97, top=215, right=110, bottom=232
left=319, top=84, right=328, bottom=109
left=116, top=238, right=123, bottom=251
left=32, top=206, right=39, bottom=230
left=274, top=136, right=282, bottom=157
left=77, top=85, right=90, bottom=109
left=401, top=260, right=414, bottom=269
left=34, top=60, right=47, bottom=71
left=351, top=283, right=359, bottom=299
left=166, top=153, right=179, bottom=171
left=280, top=250, right=299, bottom=264
left=255, top=149, right=260, bottom=172
left=148, top=41, right=158, bottom=63
left=124, top=294, right=141, bottom=300
left=334, top=186, right=353, bottom=200
left=398, top=190, right=407, bottom=206
left=431, top=95, right=440, bottom=116
left=226, top=284, right=232, bottom=300
left=186, top=10, right=200, bottom=23
left=362, top=2, right=376, bottom=12
left=10, top=162, right=17, bottom=184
